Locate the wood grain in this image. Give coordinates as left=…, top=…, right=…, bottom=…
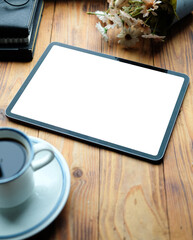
left=153, top=13, right=193, bottom=240
left=0, top=1, right=192, bottom=240
left=44, top=1, right=103, bottom=239
left=98, top=152, right=169, bottom=240
left=97, top=3, right=169, bottom=239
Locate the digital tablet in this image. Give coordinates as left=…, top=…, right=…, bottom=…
left=6, top=42, right=189, bottom=162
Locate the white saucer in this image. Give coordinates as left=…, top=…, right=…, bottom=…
left=0, top=136, right=71, bottom=240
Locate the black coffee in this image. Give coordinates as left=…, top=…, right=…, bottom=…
left=0, top=139, right=27, bottom=180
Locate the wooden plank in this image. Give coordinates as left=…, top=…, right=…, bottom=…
left=36, top=131, right=100, bottom=240
left=99, top=152, right=169, bottom=240
left=51, top=0, right=103, bottom=50
left=153, top=14, right=193, bottom=240
left=32, top=0, right=55, bottom=64
left=0, top=2, right=57, bottom=239
left=1, top=1, right=192, bottom=240
left=45, top=0, right=105, bottom=239
left=94, top=3, right=170, bottom=240
left=0, top=61, right=35, bottom=133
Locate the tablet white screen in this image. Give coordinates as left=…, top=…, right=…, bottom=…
left=11, top=45, right=184, bottom=156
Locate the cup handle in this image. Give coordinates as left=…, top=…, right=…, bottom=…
left=31, top=142, right=55, bottom=171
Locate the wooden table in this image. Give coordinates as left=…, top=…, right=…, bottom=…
left=0, top=1, right=193, bottom=239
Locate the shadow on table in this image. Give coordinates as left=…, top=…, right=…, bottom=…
left=152, top=13, right=193, bottom=54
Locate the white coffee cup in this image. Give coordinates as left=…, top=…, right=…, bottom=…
left=0, top=127, right=55, bottom=208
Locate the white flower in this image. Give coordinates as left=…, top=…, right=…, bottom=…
left=95, top=11, right=109, bottom=24
left=90, top=0, right=170, bottom=47
left=119, top=10, right=151, bottom=34
left=108, top=8, right=119, bottom=15
left=141, top=0, right=162, bottom=17
left=115, top=0, right=127, bottom=7
left=102, top=10, right=122, bottom=29
left=96, top=22, right=108, bottom=42
left=107, top=0, right=115, bottom=8
left=120, top=11, right=138, bottom=27
left=94, top=10, right=122, bottom=29
left=109, top=13, right=123, bottom=28
left=105, top=23, right=116, bottom=30
left=117, top=26, right=141, bottom=47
